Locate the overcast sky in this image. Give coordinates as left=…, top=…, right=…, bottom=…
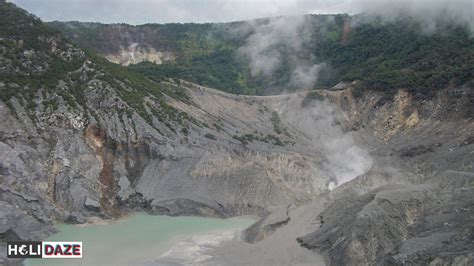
left=11, top=0, right=473, bottom=25
left=11, top=0, right=363, bottom=24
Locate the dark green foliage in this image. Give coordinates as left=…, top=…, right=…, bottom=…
left=302, top=91, right=326, bottom=107
left=0, top=1, right=86, bottom=102
left=160, top=82, right=191, bottom=103
left=232, top=134, right=255, bottom=145
left=47, top=21, right=212, bottom=55
left=0, top=1, right=56, bottom=48
left=48, top=12, right=474, bottom=98
left=233, top=133, right=285, bottom=146
left=0, top=1, right=198, bottom=133
left=129, top=52, right=258, bottom=95
left=270, top=111, right=290, bottom=137
left=219, top=18, right=464, bottom=97
left=270, top=111, right=283, bottom=134
left=89, top=52, right=194, bottom=127
left=49, top=20, right=259, bottom=95
left=213, top=123, right=224, bottom=132
left=204, top=133, right=216, bottom=140
left=314, top=15, right=473, bottom=96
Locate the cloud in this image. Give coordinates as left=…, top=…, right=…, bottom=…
left=236, top=16, right=307, bottom=76
left=353, top=0, right=473, bottom=32
left=235, top=16, right=324, bottom=89
left=12, top=0, right=472, bottom=31
left=11, top=0, right=341, bottom=24
left=230, top=0, right=472, bottom=91
left=290, top=64, right=325, bottom=88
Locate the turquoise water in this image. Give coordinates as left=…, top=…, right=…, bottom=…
left=25, top=213, right=255, bottom=266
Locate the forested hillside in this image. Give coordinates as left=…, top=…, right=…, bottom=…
left=50, top=15, right=473, bottom=96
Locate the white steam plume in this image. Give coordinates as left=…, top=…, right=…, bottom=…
left=290, top=64, right=325, bottom=89
left=236, top=16, right=324, bottom=89
left=280, top=97, right=373, bottom=190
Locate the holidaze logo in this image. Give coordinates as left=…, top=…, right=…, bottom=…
left=7, top=241, right=83, bottom=259
left=7, top=242, right=42, bottom=258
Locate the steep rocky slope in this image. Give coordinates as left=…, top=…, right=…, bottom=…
left=295, top=85, right=474, bottom=265
left=1, top=1, right=473, bottom=265
left=203, top=84, right=473, bottom=265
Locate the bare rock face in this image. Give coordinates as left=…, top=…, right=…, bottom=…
left=298, top=173, right=474, bottom=266
left=104, top=43, right=175, bottom=66
left=296, top=86, right=474, bottom=265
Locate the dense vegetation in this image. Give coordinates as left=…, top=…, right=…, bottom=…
left=314, top=16, right=474, bottom=96
left=47, top=21, right=213, bottom=54
left=0, top=0, right=195, bottom=132
left=24, top=8, right=474, bottom=97
left=0, top=0, right=86, bottom=102
left=48, top=20, right=260, bottom=94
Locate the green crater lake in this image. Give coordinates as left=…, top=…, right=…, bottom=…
left=25, top=213, right=255, bottom=266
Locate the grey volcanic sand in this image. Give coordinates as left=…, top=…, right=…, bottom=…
left=207, top=199, right=326, bottom=265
